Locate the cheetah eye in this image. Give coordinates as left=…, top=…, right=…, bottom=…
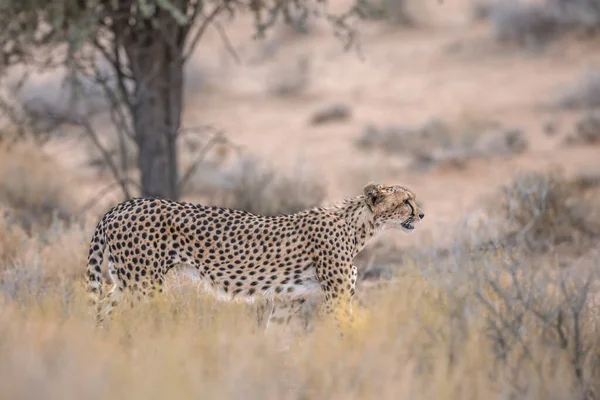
left=404, top=199, right=410, bottom=205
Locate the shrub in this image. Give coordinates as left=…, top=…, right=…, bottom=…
left=207, top=153, right=326, bottom=216
left=359, top=0, right=418, bottom=26
left=355, top=116, right=526, bottom=170
left=0, top=167, right=599, bottom=398
left=478, top=0, right=600, bottom=47
left=0, top=237, right=599, bottom=399
left=0, top=139, right=74, bottom=232
left=564, top=112, right=600, bottom=145
left=0, top=212, right=88, bottom=304
left=85, top=130, right=138, bottom=175
left=555, top=69, right=600, bottom=109
left=266, top=55, right=311, bottom=97
left=0, top=212, right=28, bottom=268
left=498, top=171, right=600, bottom=252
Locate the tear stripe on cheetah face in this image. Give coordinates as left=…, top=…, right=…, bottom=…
left=85, top=183, right=424, bottom=323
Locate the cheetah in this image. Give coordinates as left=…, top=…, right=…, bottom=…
left=85, top=182, right=425, bottom=328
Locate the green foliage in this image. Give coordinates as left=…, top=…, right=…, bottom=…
left=0, top=0, right=95, bottom=67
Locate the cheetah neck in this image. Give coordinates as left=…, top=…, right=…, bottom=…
left=329, top=196, right=384, bottom=256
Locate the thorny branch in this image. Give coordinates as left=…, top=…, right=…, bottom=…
left=473, top=252, right=599, bottom=395
left=178, top=126, right=228, bottom=193
left=183, top=3, right=228, bottom=61
left=213, top=20, right=241, bottom=64
left=21, top=100, right=137, bottom=200
left=77, top=178, right=140, bottom=216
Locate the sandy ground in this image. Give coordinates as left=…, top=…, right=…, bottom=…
left=32, top=0, right=600, bottom=248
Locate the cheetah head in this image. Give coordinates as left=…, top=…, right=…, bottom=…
left=363, top=182, right=425, bottom=233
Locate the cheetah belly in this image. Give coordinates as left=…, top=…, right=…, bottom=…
left=171, top=261, right=321, bottom=303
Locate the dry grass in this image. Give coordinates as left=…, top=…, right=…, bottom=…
left=1, top=222, right=599, bottom=399
left=360, top=0, right=420, bottom=26
left=355, top=116, right=527, bottom=170
left=497, top=171, right=600, bottom=253
left=555, top=69, right=600, bottom=110
left=0, top=138, right=74, bottom=232
left=476, top=0, right=600, bottom=47
left=1, top=132, right=600, bottom=400
left=85, top=129, right=138, bottom=175
left=187, top=147, right=326, bottom=216
left=265, top=55, right=312, bottom=97
left=0, top=212, right=28, bottom=267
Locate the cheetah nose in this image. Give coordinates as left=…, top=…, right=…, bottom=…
left=419, top=212, right=425, bottom=219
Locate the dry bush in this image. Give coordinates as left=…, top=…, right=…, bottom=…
left=555, top=69, right=600, bottom=110
left=476, top=0, right=600, bottom=47
left=469, top=249, right=600, bottom=398
left=181, top=138, right=325, bottom=216
left=356, top=118, right=457, bottom=152
left=85, top=130, right=138, bottom=175
left=0, top=234, right=599, bottom=399
left=205, top=153, right=326, bottom=216
left=359, top=0, right=419, bottom=26
left=496, top=171, right=600, bottom=253
left=0, top=212, right=28, bottom=267
left=479, top=0, right=563, bottom=46
left=0, top=217, right=89, bottom=303
left=0, top=181, right=598, bottom=398
left=266, top=55, right=311, bottom=97
left=0, top=138, right=74, bottom=232
left=356, top=116, right=527, bottom=169
left=564, top=112, right=600, bottom=145
left=1, top=138, right=599, bottom=398
left=310, top=103, right=352, bottom=126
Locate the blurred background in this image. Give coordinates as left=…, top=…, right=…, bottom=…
left=1, top=0, right=600, bottom=399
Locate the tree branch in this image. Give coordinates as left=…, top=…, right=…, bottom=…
left=27, top=100, right=135, bottom=199
left=178, top=128, right=227, bottom=193
left=213, top=19, right=240, bottom=64
left=183, top=3, right=228, bottom=62
left=77, top=178, right=141, bottom=216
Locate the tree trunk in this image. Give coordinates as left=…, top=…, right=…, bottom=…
left=123, top=20, right=185, bottom=200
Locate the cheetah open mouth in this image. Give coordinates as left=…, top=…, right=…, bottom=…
left=401, top=219, right=415, bottom=231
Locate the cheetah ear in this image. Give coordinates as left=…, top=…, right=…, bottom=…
left=363, top=182, right=382, bottom=207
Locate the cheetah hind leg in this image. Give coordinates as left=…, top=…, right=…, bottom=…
left=96, top=284, right=125, bottom=326
left=265, top=298, right=306, bottom=332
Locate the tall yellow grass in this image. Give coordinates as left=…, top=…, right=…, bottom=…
left=0, top=216, right=598, bottom=400
left=0, top=139, right=599, bottom=400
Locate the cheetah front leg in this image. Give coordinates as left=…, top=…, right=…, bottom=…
left=317, top=261, right=358, bottom=329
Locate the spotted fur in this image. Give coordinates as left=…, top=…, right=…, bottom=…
left=86, top=183, right=424, bottom=327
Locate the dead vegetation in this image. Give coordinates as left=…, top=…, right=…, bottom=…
left=85, top=129, right=138, bottom=176
left=475, top=0, right=600, bottom=47
left=201, top=152, right=326, bottom=216
left=266, top=55, right=312, bottom=97
left=565, top=112, right=600, bottom=145
left=355, top=116, right=527, bottom=170
left=1, top=186, right=599, bottom=399
left=1, top=128, right=600, bottom=399
left=309, top=103, right=352, bottom=125
left=359, top=0, right=420, bottom=26
left=176, top=133, right=326, bottom=216
left=0, top=0, right=600, bottom=395
left=555, top=69, right=600, bottom=110
left=496, top=171, right=600, bottom=253
left=0, top=138, right=74, bottom=232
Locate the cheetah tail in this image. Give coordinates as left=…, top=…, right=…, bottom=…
left=85, top=220, right=106, bottom=311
